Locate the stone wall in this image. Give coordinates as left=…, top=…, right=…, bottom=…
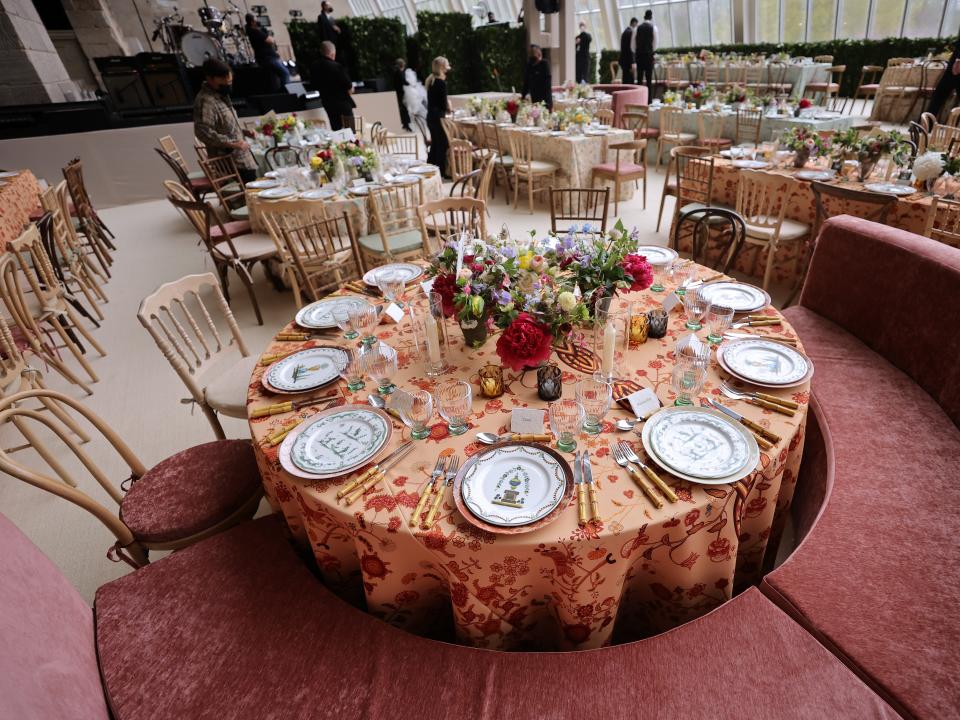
left=0, top=0, right=79, bottom=104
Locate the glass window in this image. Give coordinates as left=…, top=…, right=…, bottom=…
left=943, top=1, right=960, bottom=38
left=903, top=0, right=946, bottom=38
left=711, top=0, right=733, bottom=44
left=869, top=0, right=906, bottom=38
left=670, top=2, right=691, bottom=46
left=689, top=0, right=710, bottom=46
left=655, top=6, right=673, bottom=47
left=836, top=0, right=869, bottom=38
left=347, top=0, right=377, bottom=16
left=758, top=0, right=781, bottom=43
left=809, top=0, right=838, bottom=40
left=782, top=0, right=807, bottom=42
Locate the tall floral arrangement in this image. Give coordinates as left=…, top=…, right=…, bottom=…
left=256, top=113, right=304, bottom=143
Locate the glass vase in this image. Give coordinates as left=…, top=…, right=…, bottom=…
left=593, top=297, right=630, bottom=383
left=408, top=293, right=449, bottom=377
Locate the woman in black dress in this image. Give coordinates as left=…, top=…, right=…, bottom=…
left=425, top=56, right=451, bottom=176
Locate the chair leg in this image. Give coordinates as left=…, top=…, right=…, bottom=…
left=642, top=173, right=647, bottom=210
left=527, top=174, right=534, bottom=214
left=238, top=261, right=264, bottom=326
left=48, top=315, right=98, bottom=383
left=200, top=402, right=227, bottom=440
left=63, top=304, right=106, bottom=357
left=656, top=190, right=670, bottom=232
left=613, top=178, right=620, bottom=216
left=761, top=242, right=777, bottom=292
left=512, top=173, right=520, bottom=210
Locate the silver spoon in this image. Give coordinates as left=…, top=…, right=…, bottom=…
left=367, top=393, right=385, bottom=409
left=615, top=414, right=650, bottom=431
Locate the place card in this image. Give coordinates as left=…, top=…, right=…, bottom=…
left=382, top=303, right=405, bottom=324
left=510, top=408, right=544, bottom=435
left=622, top=387, right=661, bottom=419
left=420, top=278, right=435, bottom=296
left=663, top=292, right=684, bottom=313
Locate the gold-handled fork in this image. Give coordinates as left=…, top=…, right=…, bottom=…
left=612, top=443, right=662, bottom=509
left=410, top=455, right=447, bottom=528
left=424, top=455, right=460, bottom=529
left=617, top=441, right=678, bottom=503
left=719, top=382, right=797, bottom=416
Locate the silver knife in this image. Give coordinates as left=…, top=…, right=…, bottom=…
left=574, top=451, right=587, bottom=525
left=708, top=399, right=776, bottom=448
left=583, top=450, right=600, bottom=522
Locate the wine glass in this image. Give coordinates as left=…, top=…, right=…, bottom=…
left=392, top=389, right=434, bottom=440
left=338, top=347, right=365, bottom=392
left=436, top=379, right=472, bottom=436
left=650, top=260, right=670, bottom=292
left=683, top=286, right=708, bottom=331
left=575, top=378, right=612, bottom=436
left=349, top=301, right=378, bottom=346
left=549, top=398, right=585, bottom=453
left=361, top=342, right=398, bottom=395
left=669, top=262, right=697, bottom=295
left=671, top=364, right=707, bottom=406
left=333, top=304, right=358, bottom=340
left=704, top=303, right=735, bottom=344
left=377, top=269, right=407, bottom=308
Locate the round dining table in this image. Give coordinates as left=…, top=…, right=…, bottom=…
left=247, top=264, right=809, bottom=651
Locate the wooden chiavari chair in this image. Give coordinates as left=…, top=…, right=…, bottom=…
left=697, top=110, right=732, bottom=153
left=479, top=122, right=514, bottom=200
left=804, top=65, right=845, bottom=110
left=657, top=106, right=697, bottom=167
left=764, top=61, right=791, bottom=96
left=874, top=65, right=920, bottom=124
left=851, top=65, right=884, bottom=115
left=742, top=64, right=763, bottom=91
left=383, top=133, right=419, bottom=157
left=156, top=147, right=212, bottom=202
left=508, top=129, right=559, bottom=213
left=549, top=187, right=610, bottom=234
left=42, top=181, right=110, bottom=295
left=158, top=135, right=207, bottom=183
left=664, top=63, right=690, bottom=91
left=280, top=212, right=364, bottom=301
left=928, top=123, right=960, bottom=153
left=448, top=139, right=475, bottom=182
left=923, top=196, right=960, bottom=248
left=735, top=108, right=763, bottom=146
left=63, top=158, right=116, bottom=253
left=257, top=198, right=330, bottom=308
left=594, top=108, right=614, bottom=126
left=199, top=155, right=249, bottom=221
left=591, top=139, right=647, bottom=214
left=358, top=180, right=425, bottom=266
left=343, top=115, right=364, bottom=136
left=417, top=198, right=487, bottom=256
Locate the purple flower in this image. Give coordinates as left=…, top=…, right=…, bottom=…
left=501, top=246, right=516, bottom=259
left=494, top=289, right=512, bottom=305
left=559, top=234, right=575, bottom=250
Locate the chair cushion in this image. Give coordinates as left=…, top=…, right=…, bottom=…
left=228, top=205, right=250, bottom=221
left=701, top=138, right=733, bottom=147
left=210, top=220, right=252, bottom=240
left=0, top=514, right=110, bottom=720
left=515, top=159, right=559, bottom=173
left=498, top=155, right=515, bottom=167
left=637, top=128, right=659, bottom=138
left=805, top=83, right=839, bottom=92
left=358, top=229, right=423, bottom=255
left=93, top=516, right=896, bottom=720
left=187, top=170, right=206, bottom=180
left=203, top=354, right=258, bottom=418
left=213, top=233, right=276, bottom=261
left=764, top=305, right=960, bottom=720
left=593, top=161, right=645, bottom=175
left=119, top=439, right=262, bottom=544
left=858, top=84, right=880, bottom=92
left=744, top=217, right=810, bottom=241
left=662, top=132, right=697, bottom=142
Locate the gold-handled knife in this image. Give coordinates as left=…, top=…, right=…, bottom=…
left=344, top=442, right=416, bottom=505
left=574, top=451, right=588, bottom=526
left=337, top=442, right=414, bottom=500
left=583, top=449, right=601, bottom=522
left=709, top=400, right=781, bottom=447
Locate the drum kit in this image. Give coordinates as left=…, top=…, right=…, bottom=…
left=152, top=1, right=255, bottom=67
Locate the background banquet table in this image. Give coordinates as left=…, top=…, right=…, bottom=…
left=647, top=105, right=858, bottom=143
left=672, top=158, right=932, bottom=287
left=244, top=173, right=443, bottom=236
left=448, top=91, right=516, bottom=111
left=871, top=64, right=944, bottom=123
left=554, top=95, right=613, bottom=113
left=673, top=61, right=829, bottom=98
left=247, top=268, right=808, bottom=651
left=0, top=170, right=40, bottom=245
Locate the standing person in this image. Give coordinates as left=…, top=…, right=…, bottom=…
left=245, top=14, right=290, bottom=91
left=619, top=17, right=638, bottom=85
left=193, top=59, right=258, bottom=183
left=522, top=44, right=553, bottom=110
left=404, top=65, right=428, bottom=137
left=636, top=9, right=656, bottom=93
left=318, top=1, right=341, bottom=46
left=394, top=59, right=412, bottom=131
left=310, top=41, right=355, bottom=131
left=487, top=11, right=497, bottom=23
left=575, top=21, right=592, bottom=84
left=426, top=56, right=452, bottom=177
left=925, top=36, right=960, bottom=120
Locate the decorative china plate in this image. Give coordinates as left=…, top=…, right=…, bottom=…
left=247, top=179, right=280, bottom=189
left=282, top=406, right=392, bottom=478
left=409, top=165, right=438, bottom=175
left=456, top=444, right=572, bottom=530
left=720, top=338, right=810, bottom=385
left=258, top=186, right=296, bottom=199
left=642, top=407, right=759, bottom=484
left=390, top=174, right=419, bottom=185
left=732, top=159, right=771, bottom=169
left=264, top=170, right=280, bottom=178
left=264, top=346, right=348, bottom=393
left=697, top=281, right=770, bottom=313
left=795, top=169, right=836, bottom=181
left=863, top=182, right=915, bottom=196
left=362, top=263, right=424, bottom=286
left=295, top=296, right=368, bottom=329
left=300, top=187, right=338, bottom=200
left=347, top=183, right=383, bottom=196
left=635, top=245, right=679, bottom=265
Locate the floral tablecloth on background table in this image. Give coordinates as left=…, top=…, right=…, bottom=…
left=247, top=266, right=808, bottom=651
left=0, top=170, right=39, bottom=245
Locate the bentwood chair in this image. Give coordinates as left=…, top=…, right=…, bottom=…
left=924, top=196, right=960, bottom=248
left=851, top=65, right=884, bottom=115
left=736, top=170, right=809, bottom=291
left=448, top=139, right=475, bottom=182
left=0, top=388, right=262, bottom=567
left=137, top=273, right=256, bottom=441
left=164, top=181, right=276, bottom=325
left=657, top=107, right=697, bottom=168
left=450, top=168, right=482, bottom=198
left=417, top=198, right=487, bottom=256
left=672, top=206, right=746, bottom=274
left=509, top=130, right=559, bottom=213
left=280, top=212, right=364, bottom=301
left=735, top=108, right=763, bottom=146
left=947, top=107, right=960, bottom=128
left=265, top=145, right=303, bottom=170
left=480, top=122, right=514, bottom=200
left=697, top=111, right=732, bottom=153
left=257, top=198, right=330, bottom=308
left=36, top=211, right=103, bottom=326
left=5, top=225, right=106, bottom=384
left=358, top=180, right=425, bottom=267
left=549, top=187, right=610, bottom=234
left=199, top=155, right=249, bottom=222
left=62, top=158, right=116, bottom=254
left=591, top=140, right=647, bottom=214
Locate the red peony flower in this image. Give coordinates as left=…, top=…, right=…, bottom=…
left=431, top=272, right=458, bottom=317
left=262, top=123, right=274, bottom=135
left=798, top=98, right=812, bottom=109
left=621, top=254, right=653, bottom=292
left=495, top=312, right=553, bottom=371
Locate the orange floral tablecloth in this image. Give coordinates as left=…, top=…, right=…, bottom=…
left=0, top=171, right=39, bottom=245
left=672, top=159, right=933, bottom=288
left=247, top=270, right=808, bottom=650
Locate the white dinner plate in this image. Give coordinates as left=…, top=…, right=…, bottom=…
left=720, top=338, right=811, bottom=385
left=584, top=129, right=609, bottom=136
left=257, top=186, right=297, bottom=199
left=864, top=182, right=915, bottom=197
left=285, top=406, right=392, bottom=477
left=697, top=281, right=770, bottom=313
left=300, top=187, right=338, bottom=200
left=295, top=296, right=368, bottom=329
left=0, top=171, right=20, bottom=178
left=642, top=407, right=760, bottom=485
left=459, top=444, right=568, bottom=528
left=264, top=346, right=348, bottom=393
left=635, top=245, right=679, bottom=265
left=796, top=169, right=836, bottom=181
left=264, top=170, right=280, bottom=178
left=732, top=160, right=771, bottom=169
left=347, top=183, right=383, bottom=196
left=390, top=174, right=419, bottom=185
left=549, top=130, right=567, bottom=136
left=247, top=179, right=280, bottom=189
left=410, top=165, right=438, bottom=175
left=362, top=263, right=424, bottom=287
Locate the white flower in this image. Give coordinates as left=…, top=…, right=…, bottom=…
left=913, top=151, right=946, bottom=182
left=457, top=268, right=472, bottom=282
left=558, top=291, right=576, bottom=312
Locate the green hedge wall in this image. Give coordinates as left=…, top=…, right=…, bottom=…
left=601, top=37, right=955, bottom=95
left=287, top=16, right=406, bottom=87
left=412, top=12, right=477, bottom=94
left=474, top=22, right=527, bottom=92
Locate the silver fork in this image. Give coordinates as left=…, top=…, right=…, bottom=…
left=719, top=382, right=797, bottom=416
left=410, top=455, right=446, bottom=528
left=611, top=443, right=662, bottom=509
left=425, top=455, right=461, bottom=529
left=617, top=441, right=678, bottom=503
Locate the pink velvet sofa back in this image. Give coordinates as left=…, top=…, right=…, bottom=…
left=0, top=514, right=110, bottom=720
left=610, top=86, right=648, bottom=127
left=799, top=215, right=960, bottom=427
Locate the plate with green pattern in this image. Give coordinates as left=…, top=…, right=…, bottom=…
left=280, top=405, right=392, bottom=479
left=264, top=346, right=348, bottom=393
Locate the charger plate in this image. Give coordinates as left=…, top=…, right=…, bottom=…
left=720, top=338, right=811, bottom=386
left=295, top=296, right=368, bottom=329
left=279, top=404, right=392, bottom=479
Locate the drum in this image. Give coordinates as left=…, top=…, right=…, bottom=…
left=180, top=31, right=223, bottom=66
left=198, top=6, right=224, bottom=31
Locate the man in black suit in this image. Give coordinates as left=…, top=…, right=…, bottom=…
left=619, top=17, right=638, bottom=85
left=635, top=9, right=656, bottom=92
left=318, top=1, right=340, bottom=45
left=926, top=36, right=960, bottom=120
left=521, top=44, right=553, bottom=110
left=310, top=41, right=355, bottom=131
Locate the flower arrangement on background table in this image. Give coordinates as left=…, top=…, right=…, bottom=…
left=308, top=139, right=378, bottom=183
left=255, top=113, right=305, bottom=144
left=913, top=150, right=960, bottom=195
left=683, top=83, right=713, bottom=108
left=781, top=125, right=828, bottom=168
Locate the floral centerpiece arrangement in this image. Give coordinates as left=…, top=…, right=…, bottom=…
left=506, top=98, right=520, bottom=122
left=912, top=150, right=960, bottom=194
left=308, top=139, right=377, bottom=182
left=662, top=90, right=679, bottom=105
left=723, top=84, right=754, bottom=105
left=255, top=113, right=304, bottom=144
left=516, top=101, right=546, bottom=126
left=793, top=97, right=813, bottom=117
left=309, top=146, right=340, bottom=181
left=466, top=96, right=485, bottom=116
left=565, top=106, right=592, bottom=132
left=781, top=125, right=828, bottom=168
left=853, top=130, right=911, bottom=181
left=683, top=82, right=713, bottom=107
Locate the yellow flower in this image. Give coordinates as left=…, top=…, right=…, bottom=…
left=310, top=156, right=321, bottom=169
left=519, top=252, right=533, bottom=270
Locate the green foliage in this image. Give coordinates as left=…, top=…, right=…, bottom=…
left=474, top=23, right=527, bottom=92
left=599, top=49, right=619, bottom=83
left=413, top=11, right=477, bottom=94
left=286, top=20, right=322, bottom=83
left=588, top=52, right=598, bottom=84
